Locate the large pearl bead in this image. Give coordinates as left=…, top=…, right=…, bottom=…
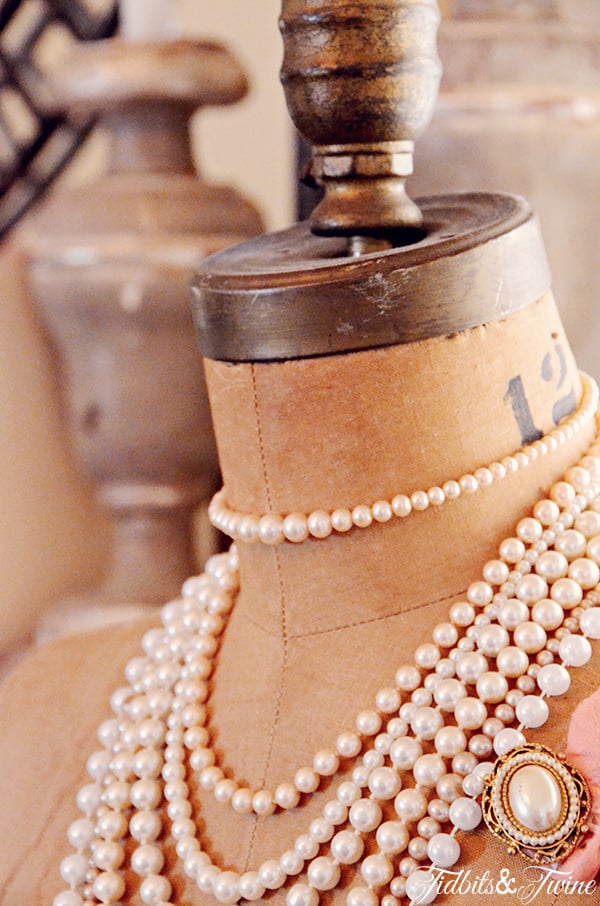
left=559, top=634, right=592, bottom=666
left=448, top=796, right=482, bottom=831
left=507, top=765, right=563, bottom=831
left=307, top=856, right=341, bottom=891
left=331, top=829, right=365, bottom=864
left=376, top=821, right=410, bottom=854
left=515, top=695, right=549, bottom=729
left=537, top=663, right=571, bottom=696
left=404, top=869, right=438, bottom=905
left=427, top=832, right=461, bottom=868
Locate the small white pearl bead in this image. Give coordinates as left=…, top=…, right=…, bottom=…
left=432, top=622, right=459, bottom=648
left=443, top=479, right=461, bottom=499
left=435, top=726, right=467, bottom=757
left=428, top=486, right=446, bottom=506
left=253, top=789, right=276, bottom=816
left=476, top=671, right=508, bottom=704
left=411, top=490, right=429, bottom=511
left=411, top=707, right=443, bottom=739
left=280, top=850, right=304, bottom=876
left=258, top=514, right=285, bottom=546
left=313, top=749, right=339, bottom=776
left=60, top=853, right=89, bottom=886
left=551, top=577, right=583, bottom=609
left=535, top=551, right=569, bottom=581
left=94, top=840, right=125, bottom=872
left=390, top=736, right=422, bottom=770
left=427, top=832, right=461, bottom=868
left=395, top=664, right=421, bottom=691
left=286, top=883, right=319, bottom=906
left=272, top=782, right=299, bottom=811
left=449, top=601, right=476, bottom=627
left=376, top=820, right=410, bottom=854
left=352, top=505, right=373, bottom=528
left=537, top=663, right=571, bottom=695
left=498, top=599, right=529, bottom=630
left=53, top=893, right=84, bottom=906
left=580, top=607, right=600, bottom=638
left=309, top=818, right=334, bottom=843
left=368, top=766, right=402, bottom=799
left=331, top=508, right=353, bottom=532
left=415, top=643, right=441, bottom=669
left=433, top=678, right=466, bottom=711
left=240, top=871, right=267, bottom=902
left=493, top=727, right=526, bottom=755
left=356, top=709, right=382, bottom=735
left=559, top=634, right=592, bottom=667
left=294, top=767, right=320, bottom=794
left=477, top=624, right=510, bottom=656
left=92, top=871, right=126, bottom=904
left=534, top=499, right=560, bottom=525
left=405, top=869, right=438, bottom=905
left=449, top=797, right=482, bottom=831
left=391, top=494, right=412, bottom=517
left=131, top=844, right=164, bottom=877
left=231, top=787, right=254, bottom=814
left=372, top=500, right=393, bottom=522
left=349, top=798, right=383, bottom=832
left=375, top=687, right=401, bottom=713
left=307, top=510, right=332, bottom=539
left=361, top=853, right=394, bottom=887
left=336, top=731, right=362, bottom=758
left=213, top=871, right=242, bottom=905
left=569, top=557, right=600, bottom=588
left=259, top=859, right=286, bottom=890
left=514, top=621, right=547, bottom=653
left=129, top=810, right=161, bottom=844
left=496, top=646, right=529, bottom=678
left=499, top=537, right=526, bottom=563
left=307, top=856, right=341, bottom=891
left=283, top=514, right=309, bottom=543
left=413, top=754, right=446, bottom=787
left=331, top=829, right=365, bottom=864
left=483, top=560, right=510, bottom=585
left=516, top=695, right=549, bottom=728
left=347, top=888, right=379, bottom=906
left=394, top=788, right=428, bottom=822
left=467, top=581, right=493, bottom=607
left=557, top=529, right=587, bottom=559
left=516, top=574, right=548, bottom=604
left=323, top=799, right=348, bottom=825
left=517, top=517, right=543, bottom=543
left=294, top=834, right=319, bottom=860
left=454, top=697, right=487, bottom=730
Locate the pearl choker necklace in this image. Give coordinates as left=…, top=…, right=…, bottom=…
left=54, top=376, right=600, bottom=906
left=208, top=375, right=598, bottom=546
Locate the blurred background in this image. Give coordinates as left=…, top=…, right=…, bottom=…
left=0, top=0, right=598, bottom=670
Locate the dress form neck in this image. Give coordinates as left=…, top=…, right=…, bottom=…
left=205, top=291, right=589, bottom=640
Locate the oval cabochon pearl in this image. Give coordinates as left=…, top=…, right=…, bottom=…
left=507, top=765, right=563, bottom=833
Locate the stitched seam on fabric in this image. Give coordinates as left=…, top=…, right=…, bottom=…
left=238, top=585, right=468, bottom=641
left=245, top=365, right=289, bottom=869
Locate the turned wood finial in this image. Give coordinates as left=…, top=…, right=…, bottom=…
left=279, top=0, right=442, bottom=240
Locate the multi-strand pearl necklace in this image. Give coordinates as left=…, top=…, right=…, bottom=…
left=208, top=375, right=599, bottom=546
left=54, top=375, right=600, bottom=906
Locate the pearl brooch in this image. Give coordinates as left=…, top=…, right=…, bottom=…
left=209, top=373, right=598, bottom=545
left=53, top=384, right=600, bottom=906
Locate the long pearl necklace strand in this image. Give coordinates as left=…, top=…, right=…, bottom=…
left=208, top=376, right=598, bottom=546
left=54, top=374, right=600, bottom=906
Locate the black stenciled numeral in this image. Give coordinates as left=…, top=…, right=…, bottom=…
left=504, top=376, right=543, bottom=445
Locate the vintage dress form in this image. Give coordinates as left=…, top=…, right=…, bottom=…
left=1, top=286, right=600, bottom=906
left=2, top=2, right=600, bottom=904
